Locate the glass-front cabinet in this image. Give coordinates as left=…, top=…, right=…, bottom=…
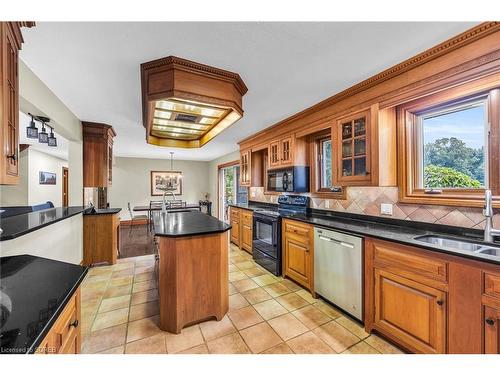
left=333, top=108, right=374, bottom=185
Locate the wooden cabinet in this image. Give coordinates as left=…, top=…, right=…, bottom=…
left=82, top=121, right=116, bottom=188
left=282, top=219, right=314, bottom=292
left=240, top=209, right=253, bottom=254
left=36, top=288, right=81, bottom=354
left=0, top=22, right=32, bottom=185
left=239, top=150, right=250, bottom=186
left=374, top=268, right=446, bottom=354
left=266, top=135, right=307, bottom=171
left=484, top=305, right=500, bottom=354
left=83, top=212, right=120, bottom=265
left=229, top=207, right=240, bottom=246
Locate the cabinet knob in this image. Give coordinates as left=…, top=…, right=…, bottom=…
left=436, top=300, right=444, bottom=306
left=69, top=319, right=79, bottom=328
left=486, top=318, right=495, bottom=326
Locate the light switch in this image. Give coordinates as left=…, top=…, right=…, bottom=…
left=380, top=203, right=393, bottom=215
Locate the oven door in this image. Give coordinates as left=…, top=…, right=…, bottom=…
left=252, top=215, right=278, bottom=259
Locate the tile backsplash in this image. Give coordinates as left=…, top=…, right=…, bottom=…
left=249, top=186, right=500, bottom=230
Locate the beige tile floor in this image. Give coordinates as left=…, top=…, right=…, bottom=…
left=80, top=243, right=404, bottom=354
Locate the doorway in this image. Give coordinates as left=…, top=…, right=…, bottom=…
left=217, top=161, right=248, bottom=222
left=62, top=167, right=69, bottom=206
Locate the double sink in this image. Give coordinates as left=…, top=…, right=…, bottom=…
left=414, top=234, right=500, bottom=257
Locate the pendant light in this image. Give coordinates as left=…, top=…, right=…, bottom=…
left=47, top=128, right=57, bottom=147
left=26, top=113, right=38, bottom=139
left=38, top=122, right=49, bottom=143
left=165, top=152, right=181, bottom=191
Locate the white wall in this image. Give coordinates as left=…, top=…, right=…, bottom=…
left=109, top=156, right=211, bottom=220
left=208, top=151, right=240, bottom=219
left=27, top=148, right=68, bottom=207
left=0, top=148, right=29, bottom=206
left=19, top=60, right=83, bottom=206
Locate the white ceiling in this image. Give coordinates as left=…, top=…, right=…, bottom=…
left=19, top=22, right=476, bottom=161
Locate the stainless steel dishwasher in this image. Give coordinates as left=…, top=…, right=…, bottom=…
left=314, top=227, right=363, bottom=320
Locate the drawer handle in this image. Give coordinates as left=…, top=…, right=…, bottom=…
left=436, top=300, right=444, bottom=306
left=486, top=318, right=495, bottom=326
left=69, top=319, right=79, bottom=328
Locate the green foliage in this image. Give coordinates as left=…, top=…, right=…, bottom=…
left=424, top=137, right=484, bottom=185
left=424, top=165, right=482, bottom=188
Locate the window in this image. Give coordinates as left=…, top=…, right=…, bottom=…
left=398, top=85, right=500, bottom=207
left=309, top=130, right=345, bottom=198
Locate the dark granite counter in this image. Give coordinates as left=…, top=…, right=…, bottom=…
left=0, top=255, right=88, bottom=354
left=229, top=202, right=500, bottom=265
left=153, top=210, right=230, bottom=238
left=0, top=206, right=87, bottom=241
left=83, top=207, right=122, bottom=215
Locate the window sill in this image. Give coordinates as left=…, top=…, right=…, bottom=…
left=398, top=191, right=500, bottom=208
left=310, top=190, right=347, bottom=200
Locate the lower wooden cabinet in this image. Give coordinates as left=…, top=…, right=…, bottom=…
left=229, top=207, right=240, bottom=246
left=282, top=219, right=314, bottom=292
left=484, top=305, right=500, bottom=354
left=240, top=209, right=253, bottom=254
left=36, top=288, right=81, bottom=354
left=374, top=268, right=446, bottom=354
left=83, top=212, right=120, bottom=265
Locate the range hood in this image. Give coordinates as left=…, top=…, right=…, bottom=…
left=140, top=56, right=247, bottom=148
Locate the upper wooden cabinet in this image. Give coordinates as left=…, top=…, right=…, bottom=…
left=268, top=135, right=305, bottom=169
left=0, top=22, right=33, bottom=185
left=239, top=150, right=250, bottom=187
left=82, top=122, right=116, bottom=188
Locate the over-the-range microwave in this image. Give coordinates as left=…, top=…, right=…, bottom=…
left=267, top=166, right=309, bottom=193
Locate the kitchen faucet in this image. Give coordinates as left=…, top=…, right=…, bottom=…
left=161, top=190, right=176, bottom=215
left=483, top=189, right=500, bottom=242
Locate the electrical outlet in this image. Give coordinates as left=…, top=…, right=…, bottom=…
left=380, top=203, right=393, bottom=216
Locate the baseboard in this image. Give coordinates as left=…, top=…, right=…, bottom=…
left=120, top=219, right=149, bottom=226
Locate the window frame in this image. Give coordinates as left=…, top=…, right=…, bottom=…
left=309, top=129, right=346, bottom=199
left=397, top=85, right=500, bottom=208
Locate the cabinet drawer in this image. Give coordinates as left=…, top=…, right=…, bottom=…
left=52, top=293, right=78, bottom=353
left=283, top=220, right=311, bottom=244
left=230, top=207, right=240, bottom=221
left=373, top=240, right=448, bottom=284
left=241, top=210, right=253, bottom=226
left=484, top=272, right=500, bottom=301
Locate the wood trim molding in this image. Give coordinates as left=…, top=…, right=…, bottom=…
left=217, top=159, right=239, bottom=170
left=238, top=22, right=500, bottom=146
left=216, top=159, right=240, bottom=219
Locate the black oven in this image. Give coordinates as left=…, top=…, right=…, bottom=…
left=252, top=212, right=281, bottom=276
left=267, top=167, right=309, bottom=193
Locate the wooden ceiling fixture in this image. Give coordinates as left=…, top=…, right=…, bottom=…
left=140, top=56, right=247, bottom=148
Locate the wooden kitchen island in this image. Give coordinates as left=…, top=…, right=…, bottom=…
left=152, top=211, right=231, bottom=333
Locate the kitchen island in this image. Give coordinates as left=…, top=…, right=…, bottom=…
left=152, top=211, right=231, bottom=333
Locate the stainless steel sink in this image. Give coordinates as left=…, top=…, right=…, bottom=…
left=414, top=234, right=500, bottom=257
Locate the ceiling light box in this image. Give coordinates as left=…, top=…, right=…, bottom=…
left=140, top=56, right=247, bottom=148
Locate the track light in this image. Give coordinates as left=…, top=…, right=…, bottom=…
left=38, top=123, right=48, bottom=143
left=48, top=128, right=57, bottom=147
left=26, top=113, right=38, bottom=139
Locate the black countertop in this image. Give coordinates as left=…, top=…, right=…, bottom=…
left=0, top=206, right=87, bottom=241
left=0, top=255, right=88, bottom=354
left=230, top=202, right=500, bottom=266
left=153, top=211, right=231, bottom=238
left=83, top=207, right=122, bottom=215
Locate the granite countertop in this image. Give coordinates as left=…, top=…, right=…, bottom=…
left=0, top=206, right=87, bottom=241
left=229, top=202, right=500, bottom=265
left=83, top=207, right=122, bottom=215
left=152, top=211, right=231, bottom=238
left=0, top=255, right=88, bottom=354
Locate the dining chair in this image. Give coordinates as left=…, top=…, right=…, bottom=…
left=149, top=200, right=163, bottom=233
left=127, top=202, right=149, bottom=236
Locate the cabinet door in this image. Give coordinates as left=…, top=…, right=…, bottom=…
left=374, top=269, right=446, bottom=353
left=1, top=24, right=20, bottom=184
left=333, top=109, right=373, bottom=186
left=239, top=150, right=250, bottom=186
left=229, top=208, right=240, bottom=246
left=484, top=306, right=500, bottom=354
left=240, top=211, right=253, bottom=254
left=268, top=141, right=280, bottom=167
left=107, top=139, right=113, bottom=186
left=280, top=137, right=293, bottom=165
left=284, top=235, right=312, bottom=289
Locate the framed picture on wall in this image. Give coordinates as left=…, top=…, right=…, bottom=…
left=150, top=171, right=183, bottom=196
left=39, top=171, right=56, bottom=185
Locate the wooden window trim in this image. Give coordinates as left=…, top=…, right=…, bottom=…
left=308, top=129, right=346, bottom=199
left=397, top=80, right=500, bottom=208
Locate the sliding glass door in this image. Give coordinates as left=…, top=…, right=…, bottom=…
left=218, top=164, right=248, bottom=223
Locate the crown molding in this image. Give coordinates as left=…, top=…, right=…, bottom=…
left=238, top=21, right=500, bottom=145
